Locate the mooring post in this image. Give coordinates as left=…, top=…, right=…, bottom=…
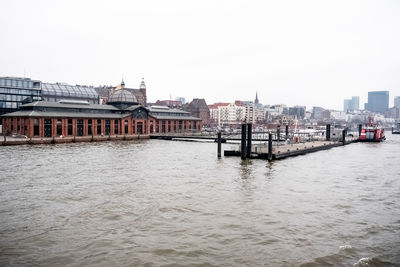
left=217, top=131, right=222, bottom=158
left=246, top=123, right=252, bottom=158
left=277, top=125, right=280, bottom=142
left=241, top=123, right=247, bottom=159
left=268, top=133, right=272, bottom=161
left=326, top=124, right=331, bottom=141
left=359, top=124, right=362, bottom=136
left=342, top=129, right=346, bottom=145
left=285, top=124, right=289, bottom=140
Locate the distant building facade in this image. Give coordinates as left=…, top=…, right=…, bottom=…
left=394, top=96, right=400, bottom=108
left=364, top=91, right=389, bottom=113
left=312, top=106, right=325, bottom=120
left=184, top=98, right=210, bottom=126
left=156, top=100, right=182, bottom=108
left=208, top=102, right=245, bottom=127
left=344, top=96, right=359, bottom=112
left=288, top=106, right=306, bottom=120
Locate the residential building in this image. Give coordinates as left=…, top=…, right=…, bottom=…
left=208, top=102, right=245, bottom=127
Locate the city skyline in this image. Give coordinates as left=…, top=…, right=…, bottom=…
left=1, top=0, right=400, bottom=110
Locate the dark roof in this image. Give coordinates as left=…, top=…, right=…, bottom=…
left=149, top=114, right=201, bottom=120
left=148, top=106, right=190, bottom=114
left=20, top=101, right=119, bottom=111
left=2, top=110, right=129, bottom=119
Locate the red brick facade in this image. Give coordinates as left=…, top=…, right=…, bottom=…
left=2, top=116, right=202, bottom=138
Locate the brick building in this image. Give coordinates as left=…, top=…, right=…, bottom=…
left=184, top=98, right=210, bottom=126
left=1, top=89, right=201, bottom=138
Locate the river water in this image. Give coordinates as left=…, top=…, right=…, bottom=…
left=0, top=134, right=399, bottom=266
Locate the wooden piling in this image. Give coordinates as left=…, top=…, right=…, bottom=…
left=285, top=125, right=289, bottom=139
left=268, top=133, right=272, bottom=161
left=277, top=125, right=280, bottom=142
left=241, top=124, right=247, bottom=159
left=217, top=132, right=222, bottom=158
left=326, top=124, right=331, bottom=141
left=246, top=123, right=252, bottom=158
left=342, top=129, right=346, bottom=144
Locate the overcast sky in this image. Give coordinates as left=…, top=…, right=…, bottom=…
left=1, top=0, right=399, bottom=110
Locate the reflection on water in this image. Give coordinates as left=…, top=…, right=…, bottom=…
left=0, top=134, right=400, bottom=266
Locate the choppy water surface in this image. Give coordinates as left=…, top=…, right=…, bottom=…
left=1, top=134, right=400, bottom=266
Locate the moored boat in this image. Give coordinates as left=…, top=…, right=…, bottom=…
left=359, top=118, right=385, bottom=142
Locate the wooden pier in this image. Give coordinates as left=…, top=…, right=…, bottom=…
left=224, top=139, right=358, bottom=161
left=223, top=123, right=359, bottom=161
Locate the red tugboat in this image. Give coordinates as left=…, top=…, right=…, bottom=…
left=359, top=117, right=385, bottom=142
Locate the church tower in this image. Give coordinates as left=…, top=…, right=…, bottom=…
left=255, top=92, right=259, bottom=105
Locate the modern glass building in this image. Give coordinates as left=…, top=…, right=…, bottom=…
left=364, top=91, right=389, bottom=114
left=0, top=77, right=42, bottom=116
left=394, top=96, right=400, bottom=108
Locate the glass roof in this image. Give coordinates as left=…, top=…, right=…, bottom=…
left=41, top=83, right=98, bottom=99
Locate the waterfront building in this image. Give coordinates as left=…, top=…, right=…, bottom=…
left=183, top=98, right=210, bottom=126
left=364, top=91, right=389, bottom=114
left=0, top=77, right=42, bottom=116
left=1, top=88, right=201, bottom=138
left=95, top=78, right=147, bottom=106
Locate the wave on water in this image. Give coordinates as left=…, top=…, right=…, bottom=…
left=301, top=246, right=398, bottom=267
left=353, top=257, right=396, bottom=267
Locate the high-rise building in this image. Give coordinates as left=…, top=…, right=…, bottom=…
left=351, top=96, right=359, bottom=111
left=364, top=91, right=389, bottom=113
left=289, top=106, right=306, bottom=119
left=344, top=99, right=351, bottom=112
left=344, top=96, right=359, bottom=112
left=394, top=96, right=400, bottom=108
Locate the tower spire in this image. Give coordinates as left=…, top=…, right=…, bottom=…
left=255, top=91, right=259, bottom=104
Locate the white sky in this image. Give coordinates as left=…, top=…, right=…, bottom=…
left=1, top=0, right=399, bottom=110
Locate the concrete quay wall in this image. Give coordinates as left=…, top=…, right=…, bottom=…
left=0, top=134, right=150, bottom=146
